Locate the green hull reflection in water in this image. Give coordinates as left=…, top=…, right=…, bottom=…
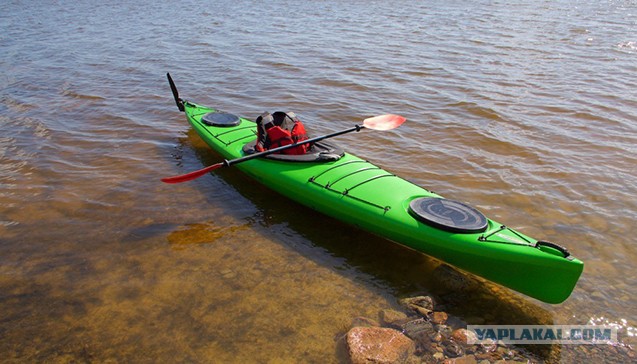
left=165, top=84, right=583, bottom=304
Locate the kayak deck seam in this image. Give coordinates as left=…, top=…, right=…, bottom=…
left=307, top=159, right=400, bottom=213
left=221, top=133, right=257, bottom=147
left=326, top=166, right=383, bottom=187
left=309, top=160, right=368, bottom=181
left=213, top=125, right=255, bottom=137
left=309, top=178, right=392, bottom=213
left=343, top=174, right=396, bottom=195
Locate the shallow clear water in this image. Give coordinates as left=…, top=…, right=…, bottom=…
left=1, top=0, right=636, bottom=362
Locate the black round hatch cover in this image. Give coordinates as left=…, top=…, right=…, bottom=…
left=201, top=112, right=241, bottom=127
left=409, top=197, right=488, bottom=234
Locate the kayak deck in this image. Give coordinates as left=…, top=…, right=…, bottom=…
left=176, top=100, right=583, bottom=304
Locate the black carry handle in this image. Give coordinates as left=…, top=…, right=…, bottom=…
left=536, top=240, right=571, bottom=258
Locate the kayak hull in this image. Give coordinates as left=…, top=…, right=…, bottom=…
left=176, top=101, right=583, bottom=304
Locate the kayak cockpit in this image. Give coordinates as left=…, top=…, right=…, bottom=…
left=201, top=110, right=345, bottom=163
left=242, top=140, right=344, bottom=163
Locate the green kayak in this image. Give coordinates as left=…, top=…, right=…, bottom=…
left=164, top=76, right=583, bottom=304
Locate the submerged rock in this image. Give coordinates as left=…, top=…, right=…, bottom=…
left=435, top=324, right=453, bottom=339
left=379, top=309, right=409, bottom=327
left=451, top=328, right=478, bottom=345
left=346, top=326, right=415, bottom=364
left=430, top=311, right=449, bottom=325
left=351, top=316, right=381, bottom=328
left=442, top=354, right=478, bottom=364
left=400, top=317, right=439, bottom=355
left=343, top=294, right=538, bottom=363
left=432, top=265, right=477, bottom=292
left=442, top=339, right=464, bottom=358
left=400, top=296, right=435, bottom=316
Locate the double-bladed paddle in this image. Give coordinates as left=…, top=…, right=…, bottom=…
left=161, top=113, right=406, bottom=184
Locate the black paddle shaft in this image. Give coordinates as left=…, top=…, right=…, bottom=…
left=225, top=125, right=364, bottom=167
left=167, top=73, right=185, bottom=111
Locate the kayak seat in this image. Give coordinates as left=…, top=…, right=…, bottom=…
left=242, top=140, right=344, bottom=163
left=408, top=197, right=488, bottom=234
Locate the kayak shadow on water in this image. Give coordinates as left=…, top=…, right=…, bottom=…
left=162, top=132, right=563, bottom=361
left=181, top=130, right=551, bottom=306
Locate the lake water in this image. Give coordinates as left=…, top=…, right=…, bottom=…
left=1, top=0, right=636, bottom=362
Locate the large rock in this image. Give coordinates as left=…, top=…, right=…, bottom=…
left=346, top=326, right=415, bottom=364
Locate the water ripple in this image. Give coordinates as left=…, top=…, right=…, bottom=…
left=1, top=0, right=636, bottom=361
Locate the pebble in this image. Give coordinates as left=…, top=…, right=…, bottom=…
left=443, top=355, right=477, bottom=364
left=443, top=339, right=464, bottom=358
left=431, top=311, right=448, bottom=324
left=436, top=324, right=453, bottom=339
left=451, top=328, right=478, bottom=345
left=591, top=291, right=605, bottom=300
left=219, top=269, right=236, bottom=279
left=496, top=346, right=514, bottom=358
left=475, top=352, right=501, bottom=362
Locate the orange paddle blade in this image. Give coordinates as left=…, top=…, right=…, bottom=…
left=362, top=114, right=406, bottom=131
